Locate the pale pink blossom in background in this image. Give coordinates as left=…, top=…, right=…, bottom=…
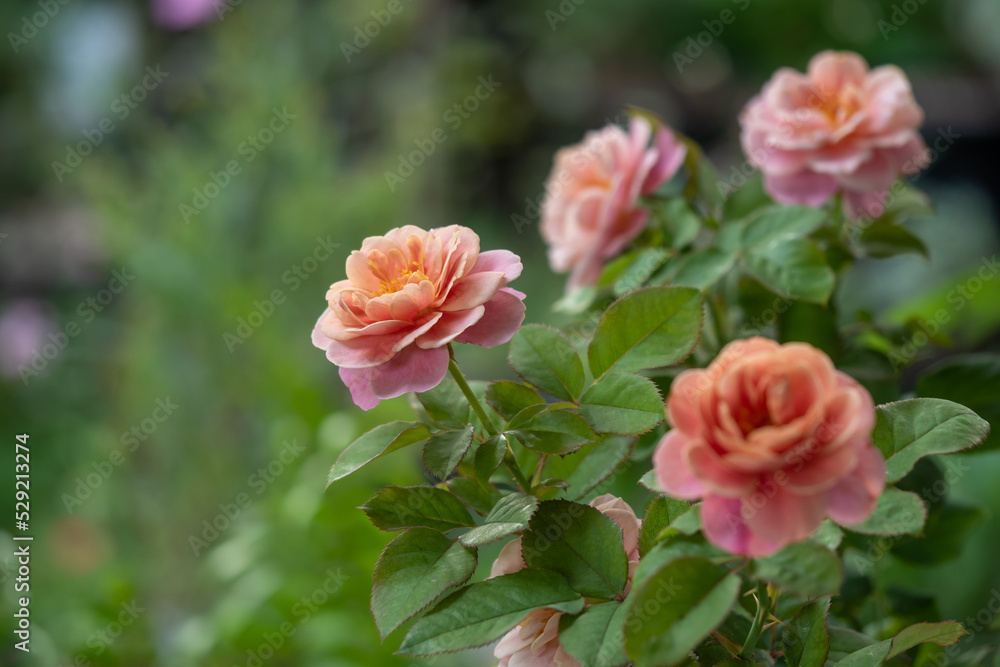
left=312, top=225, right=524, bottom=410
left=540, top=117, right=687, bottom=290
left=740, top=50, right=929, bottom=218
left=490, top=494, right=641, bottom=667
left=0, top=299, right=54, bottom=379
left=151, top=0, right=222, bottom=30
left=653, top=337, right=885, bottom=557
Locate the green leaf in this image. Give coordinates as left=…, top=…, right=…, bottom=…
left=754, top=541, right=843, bottom=597
left=412, top=379, right=470, bottom=428
left=422, top=426, right=474, bottom=479
left=459, top=493, right=539, bottom=548
left=742, top=205, right=828, bottom=249
left=623, top=556, right=741, bottom=667
left=887, top=621, right=966, bottom=659
left=447, top=477, right=501, bottom=516
left=742, top=237, right=835, bottom=304
left=783, top=599, right=830, bottom=667
left=835, top=640, right=891, bottom=666
left=667, top=504, right=701, bottom=535
left=638, top=497, right=692, bottom=557
left=855, top=219, right=929, bottom=259
left=561, top=437, right=634, bottom=501
left=474, top=435, right=507, bottom=485
left=328, top=422, right=431, bottom=485
left=638, top=469, right=665, bottom=494
left=670, top=248, right=736, bottom=290
left=874, top=398, right=990, bottom=482
left=658, top=199, right=701, bottom=249
left=511, top=409, right=597, bottom=455
left=559, top=602, right=630, bottom=667
left=371, top=528, right=477, bottom=638
left=614, top=247, right=670, bottom=296
left=812, top=521, right=844, bottom=550
left=633, top=537, right=724, bottom=589
left=723, top=171, right=770, bottom=221
left=580, top=372, right=664, bottom=435
left=843, top=488, right=926, bottom=536
left=398, top=569, right=585, bottom=656
left=588, top=286, right=703, bottom=379
left=509, top=324, right=586, bottom=401
left=362, top=486, right=475, bottom=532
left=522, top=500, right=629, bottom=600
left=486, top=380, right=546, bottom=421
left=918, top=354, right=1000, bottom=452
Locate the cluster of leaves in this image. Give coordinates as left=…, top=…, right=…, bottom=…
left=324, top=123, right=994, bottom=666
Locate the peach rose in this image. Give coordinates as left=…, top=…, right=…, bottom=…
left=653, top=338, right=885, bottom=557
left=740, top=50, right=929, bottom=218
left=490, top=495, right=641, bottom=667
left=311, top=225, right=524, bottom=410
left=540, top=117, right=687, bottom=290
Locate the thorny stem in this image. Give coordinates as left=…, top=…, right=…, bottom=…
left=741, top=581, right=771, bottom=658
left=447, top=345, right=532, bottom=493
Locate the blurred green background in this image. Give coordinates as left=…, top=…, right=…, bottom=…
left=1, top=0, right=999, bottom=665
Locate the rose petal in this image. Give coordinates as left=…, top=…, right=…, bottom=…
left=454, top=287, right=525, bottom=348
left=700, top=495, right=784, bottom=557
left=653, top=431, right=707, bottom=500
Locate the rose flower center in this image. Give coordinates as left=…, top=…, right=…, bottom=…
left=812, top=84, right=863, bottom=125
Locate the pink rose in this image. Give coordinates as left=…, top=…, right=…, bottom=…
left=740, top=50, right=930, bottom=218
left=311, top=225, right=525, bottom=410
left=151, top=0, right=222, bottom=29
left=490, top=495, right=641, bottom=667
left=540, top=117, right=687, bottom=290
left=653, top=337, right=885, bottom=557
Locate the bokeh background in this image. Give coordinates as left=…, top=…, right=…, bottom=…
left=1, top=0, right=999, bottom=665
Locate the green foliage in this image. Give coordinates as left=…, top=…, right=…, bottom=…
left=422, top=425, right=474, bottom=479
left=398, top=570, right=585, bottom=655
left=362, top=486, right=476, bottom=532
left=873, top=398, right=990, bottom=482
left=783, top=599, right=831, bottom=667
left=754, top=542, right=843, bottom=598
left=522, top=500, right=630, bottom=600
left=509, top=324, right=586, bottom=401
left=587, top=286, right=703, bottom=378
left=459, top=493, right=538, bottom=547
left=623, top=557, right=741, bottom=667
left=371, top=528, right=478, bottom=638
left=844, top=488, right=927, bottom=536
left=559, top=602, right=630, bottom=667
left=579, top=372, right=664, bottom=435
left=328, top=422, right=431, bottom=484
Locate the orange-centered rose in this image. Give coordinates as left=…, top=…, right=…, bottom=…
left=653, top=338, right=885, bottom=557
left=540, top=117, right=686, bottom=290
left=311, top=225, right=524, bottom=410
left=740, top=50, right=929, bottom=218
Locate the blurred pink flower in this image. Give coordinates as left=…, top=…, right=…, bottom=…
left=653, top=337, right=885, bottom=557
left=740, top=50, right=929, bottom=218
left=151, top=0, right=222, bottom=30
left=0, top=300, right=53, bottom=379
left=490, top=494, right=641, bottom=667
left=540, top=117, right=686, bottom=290
left=312, top=225, right=524, bottom=410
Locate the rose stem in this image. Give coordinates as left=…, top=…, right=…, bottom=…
left=741, top=580, right=771, bottom=658
left=446, top=345, right=533, bottom=494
